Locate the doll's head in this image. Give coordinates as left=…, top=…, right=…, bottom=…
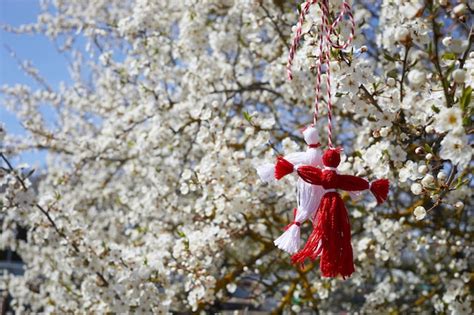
left=322, top=147, right=342, bottom=168
left=301, top=125, right=320, bottom=146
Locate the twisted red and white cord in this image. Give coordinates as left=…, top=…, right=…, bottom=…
left=287, top=0, right=355, bottom=147
left=287, top=0, right=315, bottom=82
left=327, top=0, right=355, bottom=50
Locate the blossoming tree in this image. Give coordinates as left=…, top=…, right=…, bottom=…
left=1, top=0, right=472, bottom=313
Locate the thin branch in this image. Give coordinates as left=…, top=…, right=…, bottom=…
left=1, top=153, right=111, bottom=288
left=259, top=3, right=290, bottom=49
left=360, top=84, right=383, bottom=113
left=399, top=45, right=410, bottom=102
left=428, top=1, right=453, bottom=106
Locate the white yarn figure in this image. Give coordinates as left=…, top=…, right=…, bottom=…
left=256, top=126, right=325, bottom=254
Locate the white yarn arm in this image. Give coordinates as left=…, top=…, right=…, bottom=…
left=284, top=151, right=309, bottom=165
left=255, top=163, right=276, bottom=182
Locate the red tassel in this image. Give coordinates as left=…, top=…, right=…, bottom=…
left=291, top=192, right=354, bottom=278
left=370, top=179, right=389, bottom=204
left=275, top=156, right=294, bottom=180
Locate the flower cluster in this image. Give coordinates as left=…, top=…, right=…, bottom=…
left=0, top=0, right=472, bottom=313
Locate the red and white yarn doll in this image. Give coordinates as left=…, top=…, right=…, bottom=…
left=275, top=147, right=389, bottom=278
left=256, top=126, right=325, bottom=254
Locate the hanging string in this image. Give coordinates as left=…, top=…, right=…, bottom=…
left=327, top=0, right=355, bottom=50
left=287, top=0, right=315, bottom=82
left=286, top=0, right=355, bottom=147
left=320, top=0, right=333, bottom=147
left=313, top=16, right=325, bottom=125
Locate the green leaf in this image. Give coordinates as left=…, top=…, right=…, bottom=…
left=386, top=69, right=399, bottom=79
left=423, top=144, right=433, bottom=153
left=427, top=43, right=433, bottom=56
left=243, top=111, right=253, bottom=123
left=383, top=53, right=398, bottom=62
left=137, top=226, right=147, bottom=233
left=54, top=191, right=62, bottom=200
left=454, top=178, right=469, bottom=190
left=292, top=296, right=301, bottom=304
left=177, top=230, right=186, bottom=238
left=460, top=86, right=472, bottom=112
left=446, top=63, right=456, bottom=77
left=431, top=105, right=440, bottom=113
left=462, top=116, right=470, bottom=126
left=441, top=52, right=456, bottom=60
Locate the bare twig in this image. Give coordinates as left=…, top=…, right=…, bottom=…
left=399, top=45, right=411, bottom=102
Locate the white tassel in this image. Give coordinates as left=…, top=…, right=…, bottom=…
left=274, top=224, right=301, bottom=254
left=274, top=183, right=323, bottom=254
left=256, top=163, right=275, bottom=182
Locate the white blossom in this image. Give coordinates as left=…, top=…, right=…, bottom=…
left=452, top=69, right=466, bottom=84
left=434, top=107, right=464, bottom=134
left=413, top=206, right=426, bottom=221
left=0, top=0, right=471, bottom=313
left=421, top=174, right=435, bottom=187
left=440, top=133, right=472, bottom=168
left=407, top=69, right=426, bottom=88
left=411, top=183, right=423, bottom=195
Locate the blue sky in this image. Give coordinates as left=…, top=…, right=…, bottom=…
left=1, top=0, right=70, bottom=165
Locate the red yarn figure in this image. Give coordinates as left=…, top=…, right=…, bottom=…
left=275, top=147, right=389, bottom=279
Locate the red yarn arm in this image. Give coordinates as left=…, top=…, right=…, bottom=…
left=296, top=165, right=323, bottom=185
left=337, top=174, right=369, bottom=191
left=274, top=156, right=295, bottom=180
